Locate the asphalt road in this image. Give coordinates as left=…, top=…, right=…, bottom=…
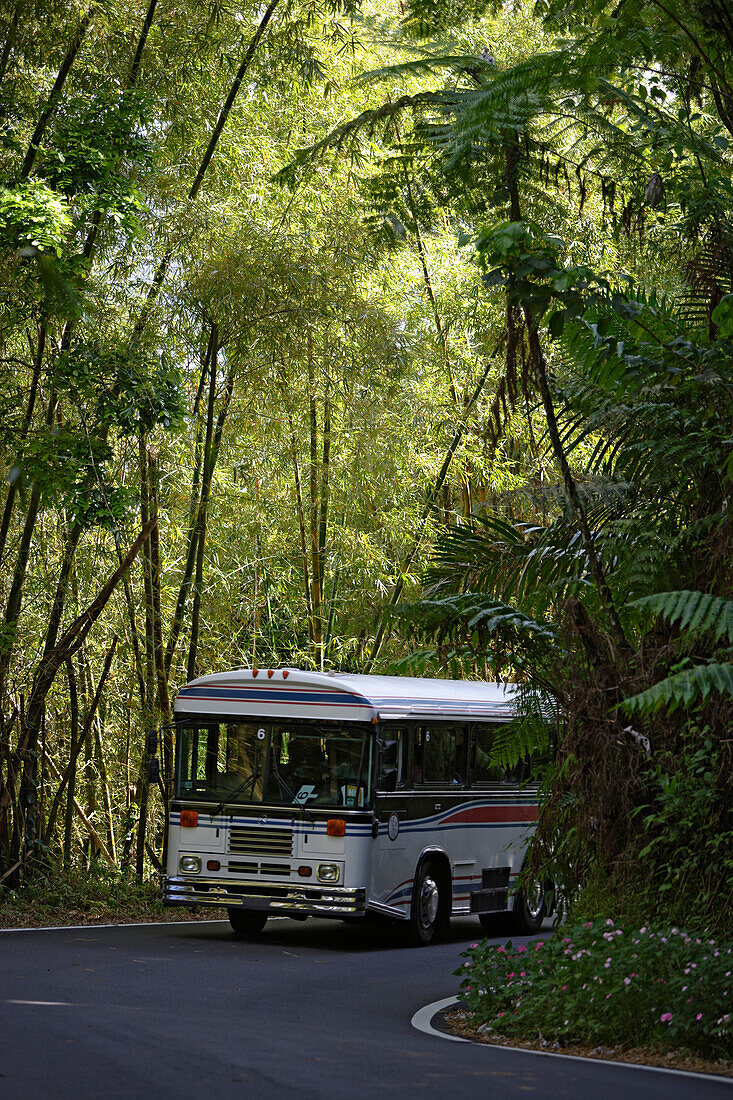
left=1, top=916, right=729, bottom=1099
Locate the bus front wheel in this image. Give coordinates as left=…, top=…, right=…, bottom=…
left=409, top=861, right=441, bottom=946
left=228, top=908, right=268, bottom=936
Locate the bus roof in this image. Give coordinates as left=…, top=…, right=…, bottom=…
left=174, top=668, right=519, bottom=723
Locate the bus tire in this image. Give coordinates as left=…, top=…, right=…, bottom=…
left=228, top=908, right=268, bottom=936
left=511, top=880, right=546, bottom=935
left=409, top=860, right=442, bottom=946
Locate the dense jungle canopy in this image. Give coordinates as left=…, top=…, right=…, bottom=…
left=0, top=0, right=731, bottom=931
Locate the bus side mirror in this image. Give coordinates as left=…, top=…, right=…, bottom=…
left=148, top=756, right=161, bottom=783
left=377, top=739, right=399, bottom=790
left=146, top=728, right=158, bottom=755
left=378, top=767, right=397, bottom=791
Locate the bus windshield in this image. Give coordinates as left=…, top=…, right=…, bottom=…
left=175, top=719, right=373, bottom=809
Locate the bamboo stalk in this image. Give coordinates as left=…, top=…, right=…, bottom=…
left=44, top=753, right=114, bottom=866
left=20, top=6, right=97, bottom=179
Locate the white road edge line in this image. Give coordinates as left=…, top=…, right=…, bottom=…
left=0, top=917, right=287, bottom=934
left=411, top=996, right=469, bottom=1042
left=411, top=996, right=733, bottom=1084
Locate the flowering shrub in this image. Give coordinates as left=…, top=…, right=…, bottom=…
left=455, top=920, right=731, bottom=1058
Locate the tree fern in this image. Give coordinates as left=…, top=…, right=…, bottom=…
left=621, top=661, right=733, bottom=716
left=627, top=591, right=733, bottom=644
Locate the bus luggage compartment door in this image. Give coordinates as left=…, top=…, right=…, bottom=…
left=469, top=866, right=510, bottom=913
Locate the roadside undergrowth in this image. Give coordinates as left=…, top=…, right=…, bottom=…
left=454, top=919, right=732, bottom=1062
left=0, top=866, right=224, bottom=927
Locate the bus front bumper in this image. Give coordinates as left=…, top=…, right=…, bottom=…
left=163, top=875, right=366, bottom=917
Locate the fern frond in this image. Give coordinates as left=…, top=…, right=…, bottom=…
left=628, top=590, right=733, bottom=643
left=621, top=661, right=733, bottom=716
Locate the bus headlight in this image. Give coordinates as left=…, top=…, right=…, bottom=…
left=179, top=854, right=202, bottom=874
left=317, top=863, right=340, bottom=882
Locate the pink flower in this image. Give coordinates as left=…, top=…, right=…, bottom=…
left=469, top=943, right=478, bottom=949
left=660, top=1013, right=673, bottom=1024
left=561, top=985, right=567, bottom=991
left=624, top=978, right=631, bottom=986
left=516, top=945, right=527, bottom=953
left=697, top=1014, right=703, bottom=1021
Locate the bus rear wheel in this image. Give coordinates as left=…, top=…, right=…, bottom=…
left=511, top=880, right=546, bottom=935
left=228, top=908, right=268, bottom=936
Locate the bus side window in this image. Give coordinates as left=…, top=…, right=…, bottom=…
left=413, top=725, right=464, bottom=785
left=468, top=725, right=504, bottom=785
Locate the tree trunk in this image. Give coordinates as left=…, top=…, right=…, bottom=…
left=4, top=520, right=154, bottom=873
left=0, top=324, right=45, bottom=569
left=62, top=660, right=78, bottom=868
left=317, top=384, right=331, bottom=670
left=131, top=0, right=282, bottom=342
left=504, top=140, right=630, bottom=654
left=284, top=401, right=313, bottom=633
left=20, top=6, right=96, bottom=179
left=44, top=636, right=117, bottom=850
left=186, top=326, right=219, bottom=683
left=0, top=389, right=57, bottom=690
left=308, top=332, right=321, bottom=660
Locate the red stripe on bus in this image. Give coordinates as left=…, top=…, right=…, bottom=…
left=442, top=805, right=539, bottom=825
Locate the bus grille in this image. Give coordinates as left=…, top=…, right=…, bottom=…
left=229, top=824, right=293, bottom=858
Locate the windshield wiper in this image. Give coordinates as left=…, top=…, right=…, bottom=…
left=210, top=765, right=261, bottom=819
left=270, top=757, right=314, bottom=822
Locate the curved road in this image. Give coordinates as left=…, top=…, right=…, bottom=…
left=1, top=916, right=729, bottom=1098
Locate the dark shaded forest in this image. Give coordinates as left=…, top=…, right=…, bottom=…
left=1, top=0, right=731, bottom=937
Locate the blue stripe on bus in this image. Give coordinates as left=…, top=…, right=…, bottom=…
left=176, top=686, right=371, bottom=705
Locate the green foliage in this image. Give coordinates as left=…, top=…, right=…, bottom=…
left=629, top=591, right=733, bottom=645
left=0, top=866, right=167, bottom=927
left=622, top=662, right=733, bottom=716
left=634, top=730, right=733, bottom=931
left=455, top=919, right=733, bottom=1058
left=0, top=180, right=71, bottom=256
left=620, top=593, right=733, bottom=715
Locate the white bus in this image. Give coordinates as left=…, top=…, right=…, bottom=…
left=163, top=668, right=548, bottom=944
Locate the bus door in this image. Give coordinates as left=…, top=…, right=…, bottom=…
left=370, top=728, right=411, bottom=911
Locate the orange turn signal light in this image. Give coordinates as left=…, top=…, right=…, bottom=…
left=180, top=810, right=198, bottom=828
left=207, top=860, right=220, bottom=871
left=297, top=865, right=312, bottom=877
left=326, top=818, right=346, bottom=837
